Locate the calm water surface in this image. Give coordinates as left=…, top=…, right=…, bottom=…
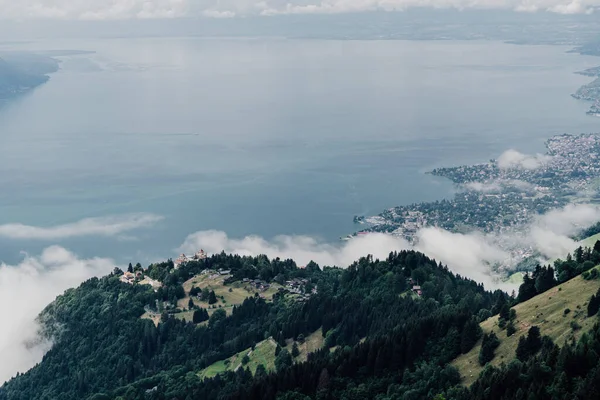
left=0, top=38, right=598, bottom=263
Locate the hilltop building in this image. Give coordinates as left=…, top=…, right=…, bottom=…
left=174, top=249, right=208, bottom=269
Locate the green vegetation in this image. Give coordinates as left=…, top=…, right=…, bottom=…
left=452, top=268, right=600, bottom=386
left=4, top=242, right=600, bottom=400
left=198, top=338, right=279, bottom=379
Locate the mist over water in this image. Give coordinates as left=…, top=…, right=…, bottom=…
left=0, top=38, right=598, bottom=265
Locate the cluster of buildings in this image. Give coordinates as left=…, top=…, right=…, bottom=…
left=242, top=278, right=271, bottom=292
left=174, top=249, right=208, bottom=269
left=200, top=268, right=231, bottom=278
left=354, top=133, right=600, bottom=272
left=119, top=271, right=142, bottom=284
left=280, top=278, right=318, bottom=302
left=119, top=271, right=162, bottom=292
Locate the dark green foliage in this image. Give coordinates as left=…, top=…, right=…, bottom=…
left=461, top=317, right=482, bottom=354
left=516, top=326, right=543, bottom=362
left=192, top=308, right=209, bottom=324
left=242, top=355, right=250, bottom=365
left=255, top=364, right=267, bottom=379
left=291, top=343, right=300, bottom=358
left=518, top=273, right=538, bottom=302
left=583, top=268, right=600, bottom=280
left=499, top=304, right=510, bottom=322
left=478, top=332, right=500, bottom=366
left=589, top=289, right=600, bottom=317
left=275, top=349, right=293, bottom=371
left=478, top=309, right=492, bottom=322
left=188, top=298, right=195, bottom=309
left=506, top=321, right=517, bottom=337
left=518, top=265, right=558, bottom=302
left=189, top=286, right=201, bottom=297
left=208, top=290, right=218, bottom=305
left=0, top=250, right=501, bottom=400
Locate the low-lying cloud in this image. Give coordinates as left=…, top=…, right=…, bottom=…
left=465, top=179, right=535, bottom=193
left=180, top=230, right=412, bottom=268
left=0, top=246, right=115, bottom=383
left=497, top=149, right=552, bottom=170
left=0, top=0, right=598, bottom=19
left=0, top=213, right=163, bottom=241
left=180, top=203, right=600, bottom=292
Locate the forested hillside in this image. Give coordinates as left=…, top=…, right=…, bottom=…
left=1, top=245, right=600, bottom=400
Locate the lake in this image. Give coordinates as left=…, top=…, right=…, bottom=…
left=0, top=38, right=598, bottom=264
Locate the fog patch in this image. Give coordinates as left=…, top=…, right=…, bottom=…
left=0, top=213, right=163, bottom=241
left=497, top=149, right=552, bottom=170
left=180, top=230, right=411, bottom=267
left=0, top=247, right=115, bottom=383
left=465, top=179, right=535, bottom=193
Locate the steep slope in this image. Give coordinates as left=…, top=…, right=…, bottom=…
left=452, top=268, right=600, bottom=386
left=0, top=251, right=499, bottom=400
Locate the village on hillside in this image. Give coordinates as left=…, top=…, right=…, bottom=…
left=119, top=248, right=321, bottom=326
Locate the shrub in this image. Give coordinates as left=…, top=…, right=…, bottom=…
left=564, top=308, right=571, bottom=316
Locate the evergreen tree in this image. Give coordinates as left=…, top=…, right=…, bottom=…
left=478, top=332, right=500, bottom=366
left=292, top=342, right=300, bottom=358
left=127, top=263, right=133, bottom=273
left=518, top=274, right=537, bottom=302
left=516, top=336, right=529, bottom=361
left=588, top=289, right=600, bottom=317
left=192, top=308, right=209, bottom=324
left=275, top=349, right=293, bottom=371
left=499, top=304, right=510, bottom=322
left=208, top=290, right=218, bottom=305
left=506, top=321, right=517, bottom=337
left=188, top=298, right=194, bottom=309
left=534, top=265, right=557, bottom=294
left=461, top=317, right=482, bottom=354
left=255, top=364, right=267, bottom=379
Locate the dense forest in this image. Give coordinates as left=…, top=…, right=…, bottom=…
left=1, top=244, right=600, bottom=399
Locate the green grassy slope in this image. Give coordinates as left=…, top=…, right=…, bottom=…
left=452, top=269, right=600, bottom=387
left=198, top=329, right=326, bottom=380
left=198, top=338, right=279, bottom=380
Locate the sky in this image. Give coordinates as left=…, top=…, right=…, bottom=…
left=0, top=0, right=598, bottom=20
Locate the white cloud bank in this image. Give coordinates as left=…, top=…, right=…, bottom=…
left=0, top=213, right=163, bottom=240
left=0, top=0, right=598, bottom=19
left=180, top=203, right=600, bottom=292
left=497, top=149, right=552, bottom=170
left=0, top=246, right=115, bottom=383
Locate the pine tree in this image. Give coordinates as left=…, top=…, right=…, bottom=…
left=516, top=336, right=529, bottom=361
left=208, top=290, right=218, bottom=305
left=506, top=321, right=517, bottom=337
left=461, top=317, right=481, bottom=354
left=188, top=298, right=194, bottom=309
left=478, top=332, right=500, bottom=366
left=588, top=290, right=600, bottom=317
left=127, top=263, right=133, bottom=273
left=255, top=364, right=267, bottom=379
left=518, top=274, right=537, bottom=302
left=291, top=342, right=300, bottom=358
